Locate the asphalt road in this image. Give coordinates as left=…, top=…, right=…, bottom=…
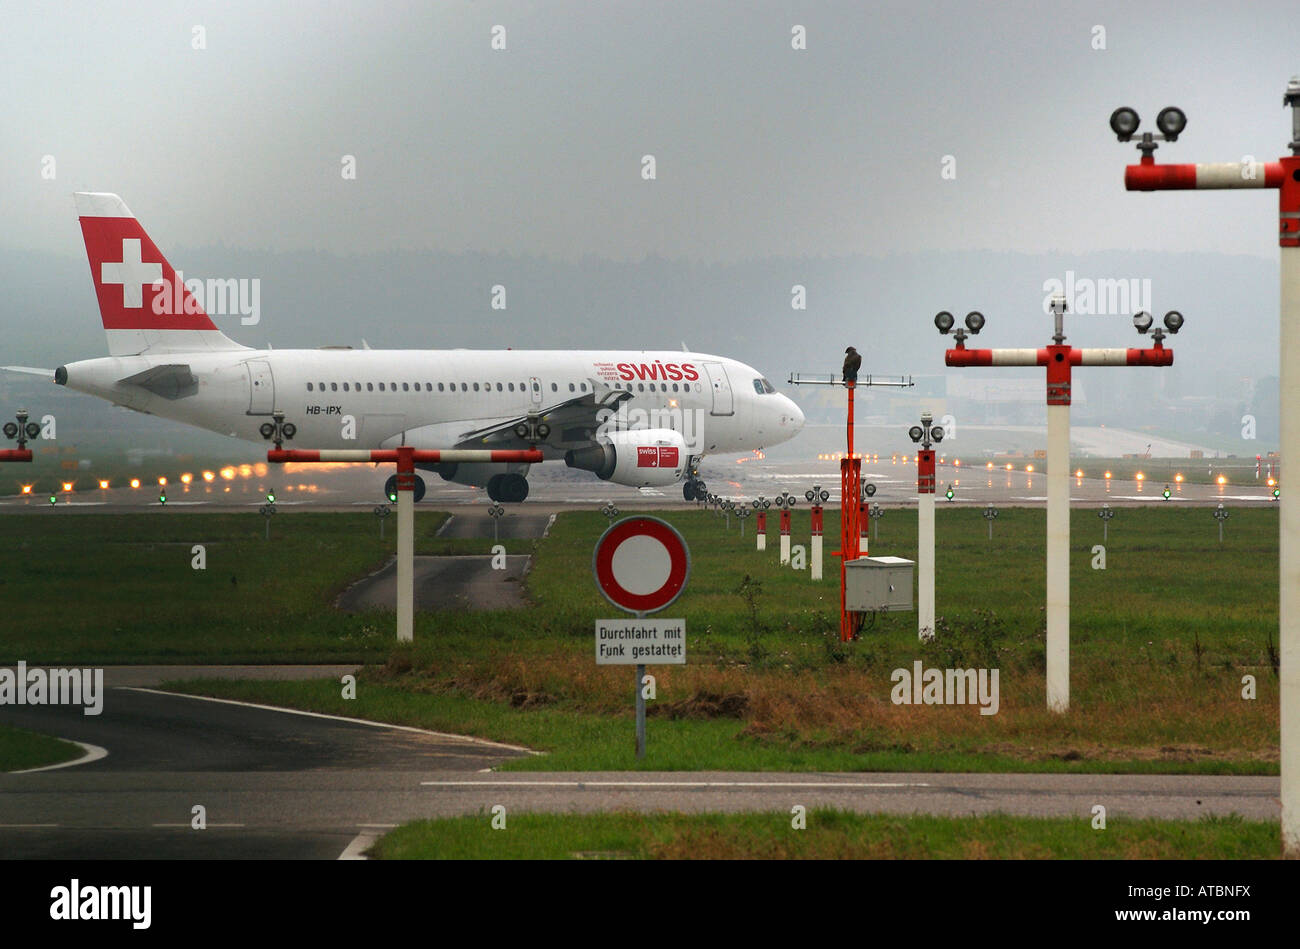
left=335, top=554, right=531, bottom=611
left=2, top=667, right=1281, bottom=859
left=0, top=671, right=532, bottom=859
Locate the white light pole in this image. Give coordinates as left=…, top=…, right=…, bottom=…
left=269, top=443, right=542, bottom=642
left=1110, top=82, right=1300, bottom=854
left=907, top=414, right=945, bottom=641
left=774, top=491, right=796, bottom=565
left=805, top=485, right=829, bottom=580
left=752, top=496, right=770, bottom=550
left=940, top=303, right=1176, bottom=711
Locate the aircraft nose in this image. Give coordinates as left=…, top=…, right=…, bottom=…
left=783, top=397, right=804, bottom=433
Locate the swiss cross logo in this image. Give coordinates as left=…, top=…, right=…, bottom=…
left=636, top=446, right=680, bottom=468
left=100, top=238, right=162, bottom=309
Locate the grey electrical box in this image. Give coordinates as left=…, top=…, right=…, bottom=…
left=844, top=556, right=914, bottom=613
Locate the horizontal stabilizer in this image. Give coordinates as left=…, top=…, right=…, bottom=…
left=117, top=363, right=197, bottom=399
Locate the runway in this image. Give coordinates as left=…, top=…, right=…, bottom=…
left=0, top=459, right=1279, bottom=513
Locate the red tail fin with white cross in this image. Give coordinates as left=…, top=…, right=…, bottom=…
left=75, top=193, right=247, bottom=357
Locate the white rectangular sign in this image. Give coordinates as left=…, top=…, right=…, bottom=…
left=595, top=618, right=686, bottom=665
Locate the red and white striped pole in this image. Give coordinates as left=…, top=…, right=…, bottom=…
left=756, top=509, right=768, bottom=551
left=268, top=445, right=542, bottom=642
left=942, top=304, right=1173, bottom=711
left=917, top=443, right=936, bottom=642
left=810, top=504, right=824, bottom=580
left=1112, top=82, right=1300, bottom=855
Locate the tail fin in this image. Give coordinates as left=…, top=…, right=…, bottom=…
left=75, top=193, right=249, bottom=357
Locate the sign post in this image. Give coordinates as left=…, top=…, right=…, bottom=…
left=593, top=516, right=690, bottom=759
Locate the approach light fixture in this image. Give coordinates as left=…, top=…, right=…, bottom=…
left=964, top=311, right=985, bottom=334
left=1163, top=310, right=1184, bottom=333
left=908, top=425, right=924, bottom=443
left=1156, top=106, right=1187, bottom=139
left=934, top=311, right=955, bottom=334
left=1133, top=311, right=1154, bottom=334
left=1109, top=107, right=1140, bottom=141
left=259, top=422, right=275, bottom=439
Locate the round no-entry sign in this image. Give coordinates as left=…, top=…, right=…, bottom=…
left=592, top=516, right=690, bottom=614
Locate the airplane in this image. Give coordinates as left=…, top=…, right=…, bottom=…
left=5, top=193, right=805, bottom=503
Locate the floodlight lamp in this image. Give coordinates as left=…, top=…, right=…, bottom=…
left=25, top=423, right=41, bottom=439
left=864, top=483, right=876, bottom=497
left=281, top=423, right=297, bottom=439
left=2, top=422, right=16, bottom=439
left=1109, top=107, right=1140, bottom=141
left=931, top=427, right=944, bottom=443
left=1163, top=311, right=1184, bottom=334
left=1133, top=311, right=1154, bottom=334
left=908, top=425, right=924, bottom=443
left=1155, top=107, right=1186, bottom=140
left=537, top=424, right=551, bottom=440
left=964, top=311, right=985, bottom=334
left=259, top=422, right=275, bottom=439
left=934, top=311, right=955, bottom=334
left=514, top=423, right=529, bottom=439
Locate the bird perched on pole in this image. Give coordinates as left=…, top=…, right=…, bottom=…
left=842, top=346, right=861, bottom=383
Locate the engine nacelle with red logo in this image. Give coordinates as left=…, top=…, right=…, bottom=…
left=564, top=428, right=687, bottom=487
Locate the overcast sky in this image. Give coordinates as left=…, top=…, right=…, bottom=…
left=4, top=1, right=1299, bottom=263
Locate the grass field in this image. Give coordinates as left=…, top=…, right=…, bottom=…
left=0, top=723, right=83, bottom=772
left=0, top=511, right=537, bottom=664
left=153, top=504, right=1281, bottom=773
left=371, top=810, right=1278, bottom=860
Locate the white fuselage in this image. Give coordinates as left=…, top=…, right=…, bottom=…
left=56, top=348, right=805, bottom=461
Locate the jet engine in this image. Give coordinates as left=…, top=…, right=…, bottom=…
left=564, top=428, right=687, bottom=487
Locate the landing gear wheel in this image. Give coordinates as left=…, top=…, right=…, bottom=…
left=383, top=474, right=426, bottom=503
left=487, top=473, right=529, bottom=503
left=683, top=481, right=697, bottom=502
left=694, top=481, right=707, bottom=499
left=501, top=473, right=529, bottom=503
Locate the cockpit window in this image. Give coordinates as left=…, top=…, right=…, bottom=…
left=753, top=378, right=776, bottom=394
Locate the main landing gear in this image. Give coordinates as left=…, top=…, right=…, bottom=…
left=487, top=472, right=530, bottom=503
left=683, top=476, right=707, bottom=501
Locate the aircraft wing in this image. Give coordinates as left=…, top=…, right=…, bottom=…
left=401, top=383, right=631, bottom=453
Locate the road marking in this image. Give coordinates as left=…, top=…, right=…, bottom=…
left=339, top=829, right=381, bottom=860
left=435, top=515, right=455, bottom=537
left=420, top=780, right=931, bottom=789
left=11, top=740, right=108, bottom=774
left=120, top=687, right=539, bottom=754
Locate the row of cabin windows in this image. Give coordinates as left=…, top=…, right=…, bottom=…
left=305, top=379, right=702, bottom=394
